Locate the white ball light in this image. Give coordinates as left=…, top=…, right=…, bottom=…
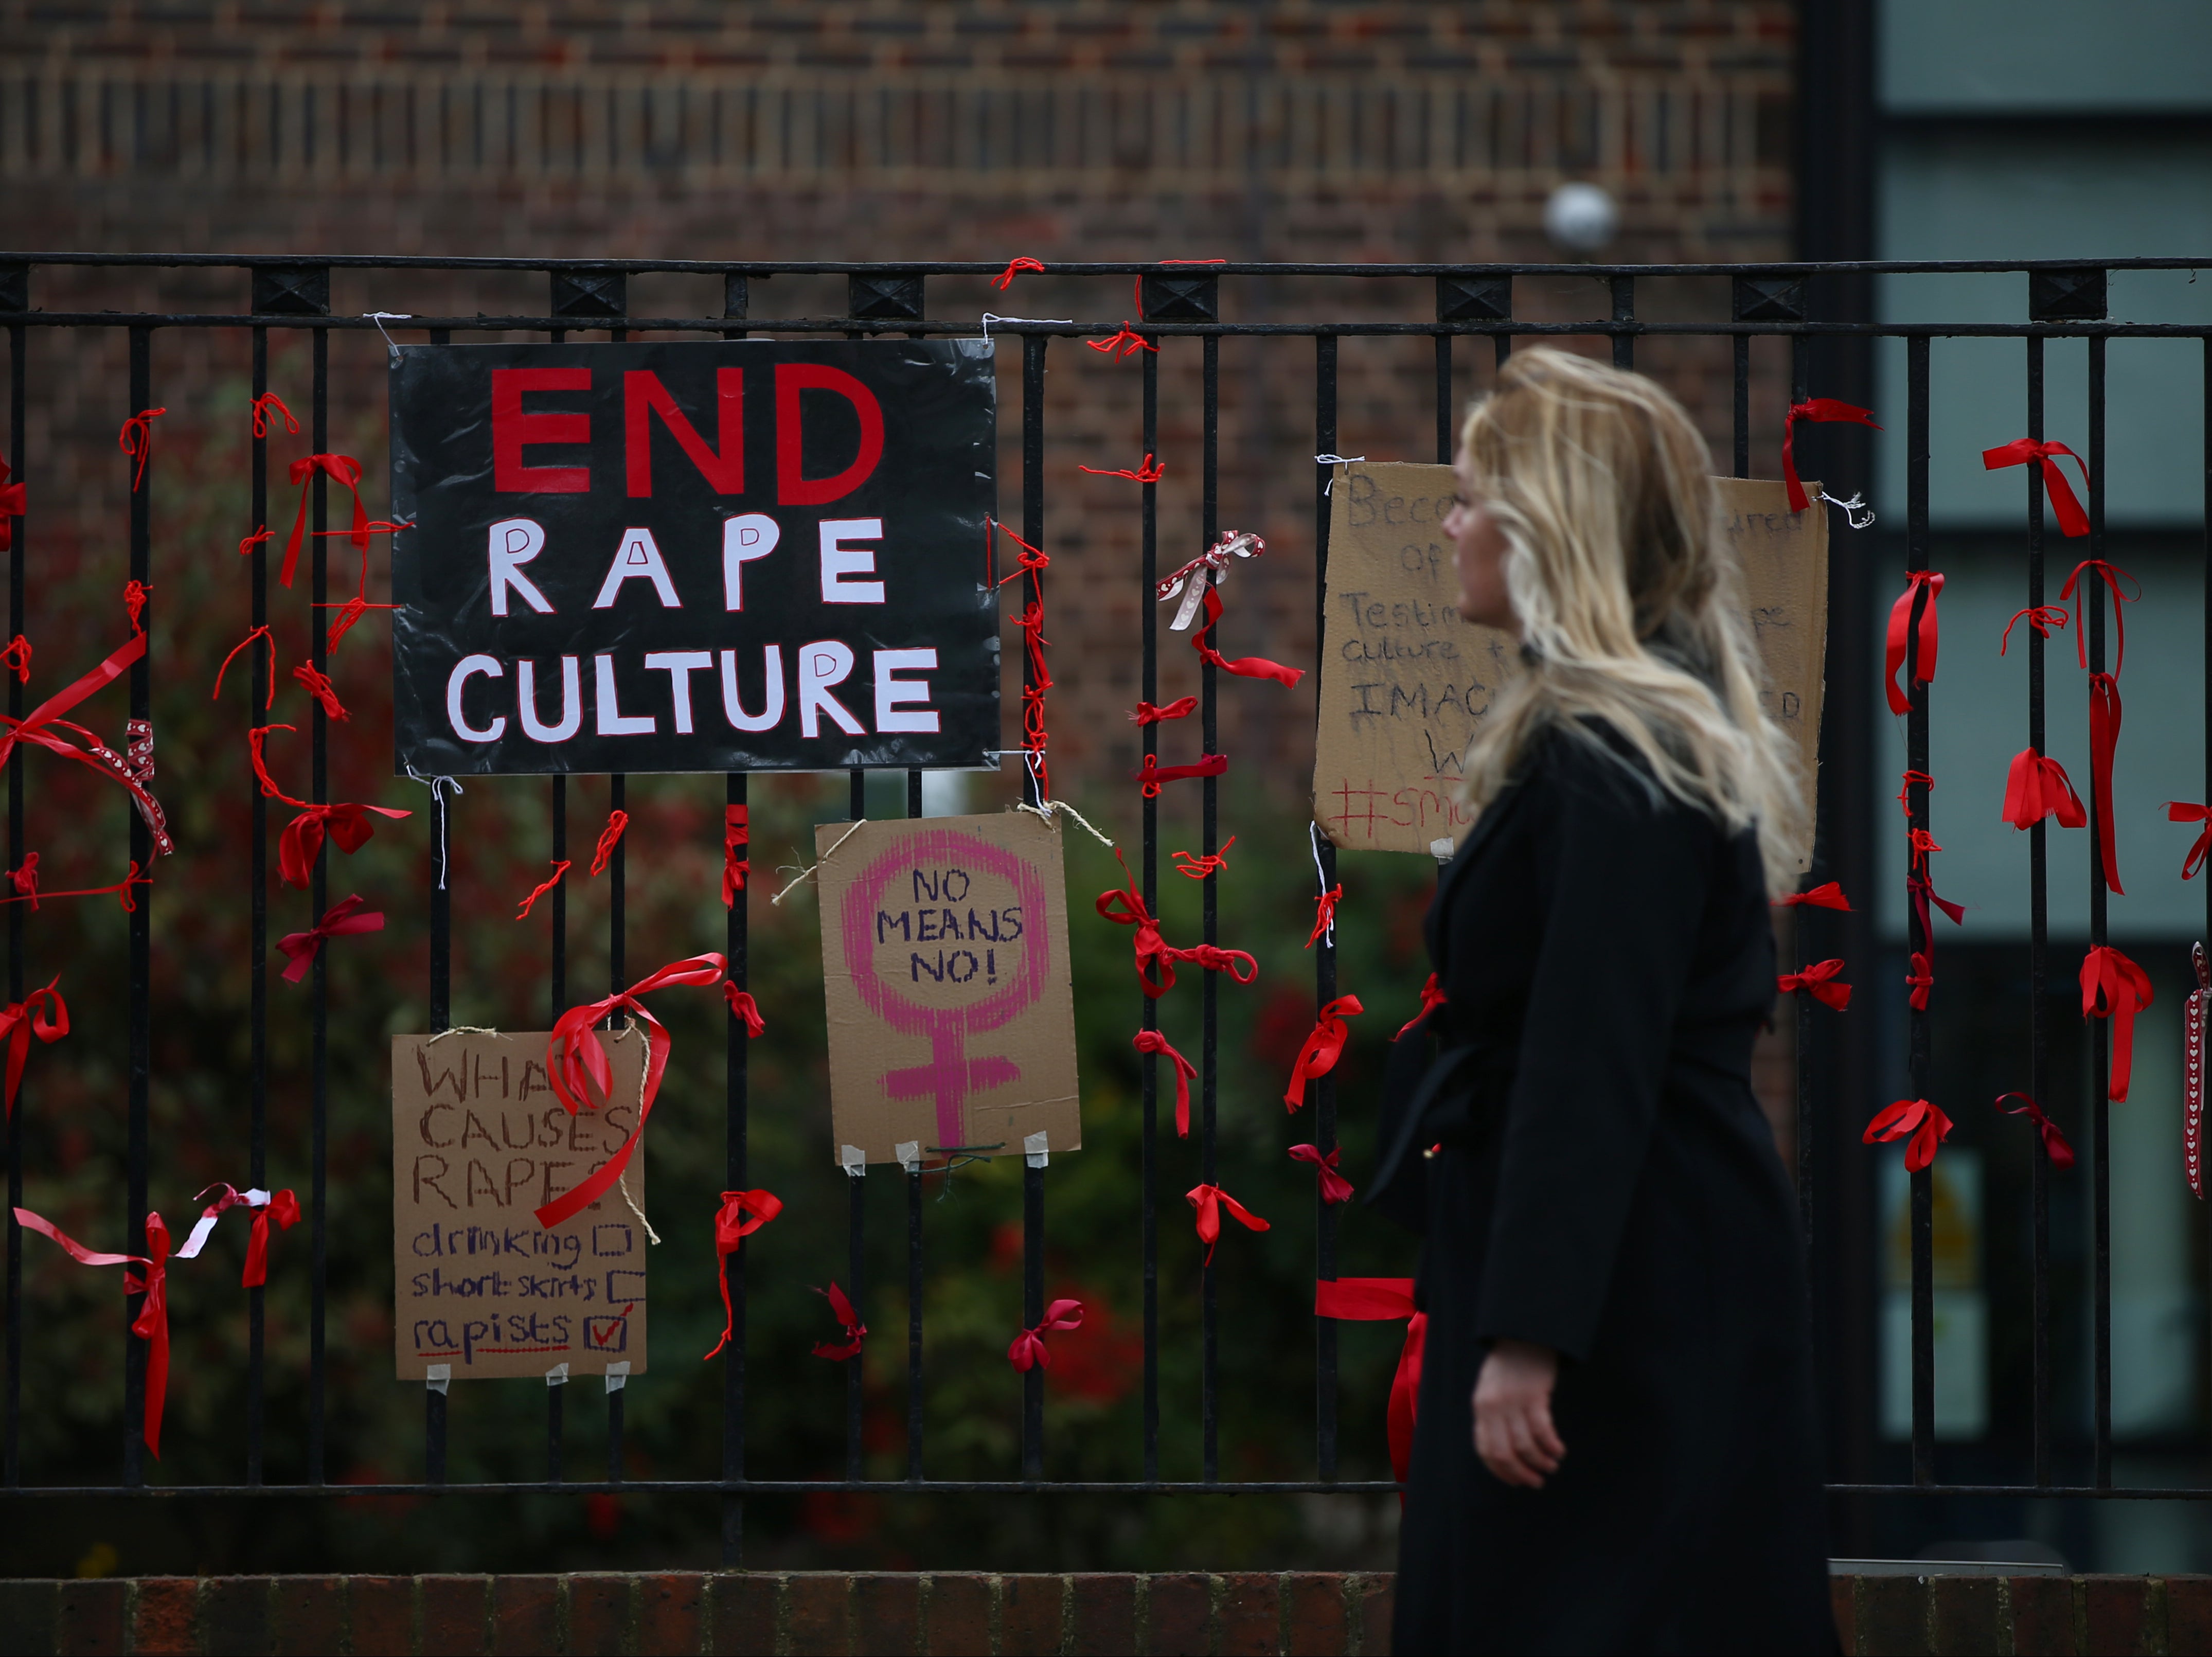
left=1544, top=183, right=1619, bottom=254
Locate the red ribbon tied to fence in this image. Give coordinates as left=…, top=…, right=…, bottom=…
left=249, top=391, right=299, bottom=439
left=276, top=894, right=384, bottom=984
left=1982, top=439, right=2091, bottom=538
left=0, top=458, right=25, bottom=551
left=1778, top=959, right=1851, bottom=1011
left=589, top=809, right=630, bottom=877
left=1098, top=863, right=1175, bottom=997
left=723, top=805, right=750, bottom=905
left=2060, top=558, right=2138, bottom=674
left=992, top=256, right=1046, bottom=290
left=1862, top=1098, right=1954, bottom=1172
left=2081, top=945, right=2154, bottom=1103
left=703, top=1188, right=782, bottom=1360
left=1007, top=1299, right=1084, bottom=1373
left=1133, top=752, right=1229, bottom=798
left=1906, top=952, right=1933, bottom=1012
left=291, top=663, right=347, bottom=721
left=1085, top=322, right=1157, bottom=361
left=281, top=454, right=370, bottom=589
left=1312, top=1277, right=1426, bottom=1489
left=211, top=626, right=276, bottom=708
left=1186, top=1183, right=1269, bottom=1265
left=1079, top=453, right=1165, bottom=484
left=1288, top=1143, right=1355, bottom=1204
left=724, top=985, right=767, bottom=1038
left=1285, top=994, right=1364, bottom=1111
left=1782, top=398, right=1881, bottom=513
left=178, top=1184, right=301, bottom=1287
left=515, top=860, right=568, bottom=920
left=2002, top=749, right=2086, bottom=831
left=1131, top=697, right=1197, bottom=726
left=0, top=634, right=28, bottom=684
left=118, top=408, right=166, bottom=492
left=1883, top=571, right=1944, bottom=715
left=1773, top=881, right=1852, bottom=911
left=1394, top=973, right=1449, bottom=1041
left=249, top=724, right=411, bottom=889
left=15, top=1206, right=171, bottom=1455
left=0, top=630, right=174, bottom=856
left=1306, top=884, right=1343, bottom=950
left=811, top=1281, right=867, bottom=1360
left=2000, top=605, right=2070, bottom=656
left=2083, top=672, right=2127, bottom=894
left=1995, top=1094, right=2075, bottom=1171
left=2167, top=802, right=2212, bottom=879
left=1191, top=587, right=1304, bottom=688
left=0, top=976, right=66, bottom=1117
left=534, top=952, right=729, bottom=1231
left=1171, top=837, right=1235, bottom=881
left=1133, top=1029, right=1198, bottom=1138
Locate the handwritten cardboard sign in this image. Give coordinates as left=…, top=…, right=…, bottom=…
left=1314, top=465, right=1827, bottom=871
left=391, top=1029, right=649, bottom=1380
left=816, top=810, right=1078, bottom=1166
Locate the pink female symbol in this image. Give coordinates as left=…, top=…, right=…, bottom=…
left=842, top=827, right=1052, bottom=1151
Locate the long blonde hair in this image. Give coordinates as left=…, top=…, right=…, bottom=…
left=1457, top=347, right=1805, bottom=894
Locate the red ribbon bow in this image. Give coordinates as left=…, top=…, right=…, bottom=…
left=9, top=853, right=34, bottom=910
left=1777, top=959, right=1851, bottom=1010
left=1863, top=1098, right=1954, bottom=1172
left=249, top=724, right=410, bottom=889
left=0, top=458, right=26, bottom=550
left=992, top=256, right=1046, bottom=290
left=118, top=408, right=167, bottom=492
left=16, top=1206, right=170, bottom=1455
left=1133, top=752, right=1228, bottom=797
left=1079, top=453, right=1166, bottom=484
left=590, top=809, right=630, bottom=877
left=1995, top=1093, right=2075, bottom=1170
left=1191, top=586, right=1304, bottom=688
left=811, top=1280, right=867, bottom=1360
left=0, top=859, right=144, bottom=914
left=1186, top=1183, right=1270, bottom=1265
left=723, top=805, right=750, bottom=905
left=2081, top=945, right=2153, bottom=1103
left=724, top=985, right=767, bottom=1038
left=0, top=976, right=66, bottom=1117
left=2167, top=801, right=2212, bottom=880
left=1131, top=697, right=1198, bottom=725
left=249, top=391, right=300, bottom=439
left=1782, top=398, right=1881, bottom=513
left=1285, top=994, right=1364, bottom=1111
left=1884, top=571, right=1944, bottom=716
left=1773, top=882, right=1852, bottom=911
left=703, top=1188, right=782, bottom=1360
left=2088, top=673, right=2125, bottom=894
left=1394, top=973, right=1449, bottom=1041
left=2059, top=559, right=2138, bottom=674
left=2000, top=605, right=2070, bottom=656
left=1982, top=439, right=2091, bottom=538
left=281, top=454, right=369, bottom=589
left=1085, top=323, right=1157, bottom=362
left=1288, top=1143, right=1354, bottom=1204
left=0, top=631, right=172, bottom=856
left=1313, top=1277, right=1425, bottom=1490
left=276, top=894, right=385, bottom=985
left=1096, top=855, right=1256, bottom=998
left=1906, top=877, right=1966, bottom=967
left=1133, top=1028, right=1198, bottom=1138
left=2003, top=749, right=2086, bottom=831
left=1171, top=835, right=1235, bottom=881
left=1906, top=951, right=1933, bottom=1012
left=179, top=1184, right=301, bottom=1287
left=1007, top=1298, right=1084, bottom=1373
left=515, top=860, right=569, bottom=920
left=536, top=953, right=727, bottom=1229
left=1306, top=884, right=1342, bottom=950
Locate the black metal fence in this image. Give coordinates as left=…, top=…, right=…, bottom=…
left=0, top=255, right=2206, bottom=1567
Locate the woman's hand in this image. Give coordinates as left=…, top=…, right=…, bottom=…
left=1472, top=1338, right=1564, bottom=1488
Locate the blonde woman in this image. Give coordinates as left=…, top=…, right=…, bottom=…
left=1371, top=349, right=1835, bottom=1652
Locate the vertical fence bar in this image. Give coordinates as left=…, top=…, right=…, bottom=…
left=1434, top=333, right=1452, bottom=464
left=4, top=313, right=22, bottom=1487
left=1733, top=334, right=1751, bottom=478
left=609, top=774, right=626, bottom=995
left=1611, top=277, right=1634, bottom=371
left=309, top=323, right=333, bottom=1487
left=1314, top=335, right=1341, bottom=1480
left=846, top=769, right=866, bottom=1483
left=1790, top=335, right=1815, bottom=1251
left=2088, top=331, right=2112, bottom=1490
left=247, top=324, right=270, bottom=1487
left=722, top=770, right=747, bottom=1560
left=1199, top=333, right=1221, bottom=1486
left=122, top=326, right=152, bottom=1488
left=1139, top=333, right=1161, bottom=1484
left=1905, top=334, right=1935, bottom=1485
left=1020, top=331, right=1048, bottom=1478
left=2026, top=334, right=2053, bottom=1487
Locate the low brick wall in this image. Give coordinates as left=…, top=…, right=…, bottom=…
left=1, top=1570, right=2206, bottom=1654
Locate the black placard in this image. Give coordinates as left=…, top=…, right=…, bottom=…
left=389, top=340, right=998, bottom=776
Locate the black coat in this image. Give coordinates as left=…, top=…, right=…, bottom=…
left=1378, top=726, right=1835, bottom=1655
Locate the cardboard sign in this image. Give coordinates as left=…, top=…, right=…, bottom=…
left=390, top=340, right=998, bottom=777
left=1313, top=464, right=1518, bottom=857
left=391, top=1029, right=649, bottom=1380
left=815, top=811, right=1078, bottom=1166
left=1314, top=465, right=1827, bottom=870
